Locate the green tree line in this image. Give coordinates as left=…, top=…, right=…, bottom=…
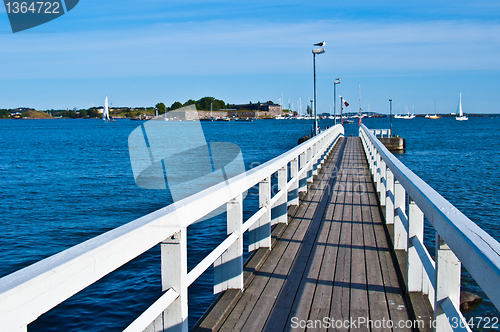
left=156, top=97, right=228, bottom=114
left=0, top=109, right=10, bottom=118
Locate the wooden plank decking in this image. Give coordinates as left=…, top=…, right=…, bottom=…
left=195, top=137, right=413, bottom=332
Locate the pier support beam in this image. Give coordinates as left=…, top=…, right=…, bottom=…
left=306, top=148, right=313, bottom=183
left=299, top=152, right=307, bottom=194
left=385, top=167, right=394, bottom=225
left=289, top=158, right=299, bottom=206
left=407, top=198, right=424, bottom=292
left=316, top=140, right=323, bottom=171
left=161, top=230, right=188, bottom=332
left=214, top=194, right=243, bottom=294
left=377, top=159, right=386, bottom=206
left=434, top=235, right=461, bottom=332
left=393, top=180, right=407, bottom=250
left=312, top=143, right=318, bottom=176
left=374, top=151, right=381, bottom=192
left=273, top=166, right=288, bottom=225
left=369, top=142, right=376, bottom=175
left=249, top=176, right=271, bottom=251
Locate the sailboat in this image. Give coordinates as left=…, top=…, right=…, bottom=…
left=394, top=103, right=403, bottom=118
left=456, top=93, right=468, bottom=121
left=102, top=97, right=113, bottom=121
left=427, top=99, right=440, bottom=119
left=397, top=105, right=415, bottom=119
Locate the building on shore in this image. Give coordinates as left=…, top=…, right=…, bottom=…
left=228, top=102, right=282, bottom=116
left=192, top=102, right=283, bottom=120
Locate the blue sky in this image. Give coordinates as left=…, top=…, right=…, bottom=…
left=1, top=0, right=500, bottom=113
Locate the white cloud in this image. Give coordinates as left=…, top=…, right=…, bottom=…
left=1, top=19, right=500, bottom=80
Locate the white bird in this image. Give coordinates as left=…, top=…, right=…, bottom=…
left=314, top=41, right=325, bottom=47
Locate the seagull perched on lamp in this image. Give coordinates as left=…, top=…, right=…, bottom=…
left=314, top=41, right=325, bottom=47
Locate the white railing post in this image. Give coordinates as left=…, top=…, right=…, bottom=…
left=370, top=142, right=376, bottom=175
left=385, top=167, right=394, bottom=224
left=393, top=180, right=407, bottom=250
left=161, top=229, right=188, bottom=332
left=321, top=137, right=327, bottom=163
left=249, top=176, right=271, bottom=251
left=434, top=234, right=461, bottom=332
left=273, top=166, right=288, bottom=225
left=366, top=138, right=372, bottom=169
left=306, top=147, right=313, bottom=183
left=214, top=194, right=243, bottom=293
left=317, top=139, right=323, bottom=170
left=374, top=150, right=380, bottom=184
left=363, top=133, right=369, bottom=159
left=407, top=198, right=424, bottom=292
left=322, top=136, right=326, bottom=155
left=361, top=131, right=367, bottom=150
left=378, top=159, right=386, bottom=206
left=312, top=142, right=318, bottom=176
left=289, top=158, right=299, bottom=206
left=424, top=240, right=436, bottom=308
left=326, top=135, right=333, bottom=157
left=299, top=152, right=307, bottom=193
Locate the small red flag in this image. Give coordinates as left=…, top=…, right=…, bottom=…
left=344, top=100, right=349, bottom=107
left=358, top=117, right=362, bottom=126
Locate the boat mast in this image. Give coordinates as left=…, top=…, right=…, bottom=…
left=358, top=84, right=361, bottom=117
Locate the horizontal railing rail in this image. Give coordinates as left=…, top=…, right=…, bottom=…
left=0, top=125, right=344, bottom=332
left=359, top=124, right=500, bottom=332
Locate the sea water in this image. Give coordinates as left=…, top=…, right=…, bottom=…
left=0, top=117, right=498, bottom=330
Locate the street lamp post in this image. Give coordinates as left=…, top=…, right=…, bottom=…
left=333, top=78, right=341, bottom=126
left=312, top=44, right=325, bottom=136
left=389, top=99, right=393, bottom=137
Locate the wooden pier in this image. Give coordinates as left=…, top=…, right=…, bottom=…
left=2, top=124, right=499, bottom=332
left=195, top=137, right=415, bottom=331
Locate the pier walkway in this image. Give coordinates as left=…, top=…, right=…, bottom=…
left=196, top=137, right=412, bottom=331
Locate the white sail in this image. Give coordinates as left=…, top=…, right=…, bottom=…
left=103, top=97, right=109, bottom=121
left=455, top=93, right=468, bottom=121
left=458, top=93, right=463, bottom=117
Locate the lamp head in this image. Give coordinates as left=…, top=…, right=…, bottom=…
left=312, top=47, right=325, bottom=54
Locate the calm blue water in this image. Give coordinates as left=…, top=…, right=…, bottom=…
left=0, top=117, right=498, bottom=330
left=0, top=118, right=313, bottom=331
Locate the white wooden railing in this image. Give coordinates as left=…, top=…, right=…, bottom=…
left=0, top=125, right=344, bottom=332
left=359, top=124, right=500, bottom=332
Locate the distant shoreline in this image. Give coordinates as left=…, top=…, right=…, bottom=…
left=2, top=113, right=499, bottom=120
